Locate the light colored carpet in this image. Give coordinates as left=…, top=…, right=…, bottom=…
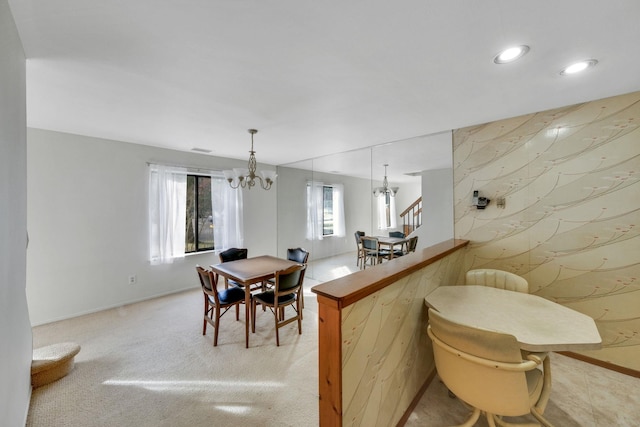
left=407, top=354, right=640, bottom=427
left=28, top=284, right=321, bottom=427
left=28, top=269, right=640, bottom=426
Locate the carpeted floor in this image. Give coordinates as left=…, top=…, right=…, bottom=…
left=28, top=269, right=640, bottom=426
left=28, top=286, right=321, bottom=427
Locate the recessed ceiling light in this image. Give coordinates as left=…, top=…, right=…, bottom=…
left=560, top=59, right=598, bottom=75
left=493, top=45, right=530, bottom=64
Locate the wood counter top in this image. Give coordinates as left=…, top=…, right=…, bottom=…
left=311, top=238, right=469, bottom=309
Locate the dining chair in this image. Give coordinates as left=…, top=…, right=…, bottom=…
left=218, top=247, right=262, bottom=291
left=466, top=269, right=543, bottom=371
left=360, top=236, right=390, bottom=269
left=389, top=230, right=408, bottom=254
left=196, top=266, right=246, bottom=346
left=427, top=308, right=553, bottom=427
left=354, top=231, right=365, bottom=267
left=266, top=247, right=310, bottom=315
left=286, top=248, right=309, bottom=310
left=405, top=235, right=418, bottom=254
left=251, top=263, right=306, bottom=346
left=388, top=231, right=405, bottom=238
left=465, top=268, right=529, bottom=293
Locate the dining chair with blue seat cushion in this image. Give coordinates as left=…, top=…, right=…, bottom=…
left=388, top=231, right=405, bottom=238
left=354, top=231, right=365, bottom=267
left=388, top=231, right=409, bottom=255
left=196, top=266, right=246, bottom=346
left=266, top=248, right=309, bottom=287
left=251, top=263, right=306, bottom=346
left=360, top=236, right=391, bottom=269
left=218, top=247, right=260, bottom=291
left=265, top=247, right=310, bottom=314
left=405, top=235, right=418, bottom=254
left=427, top=308, right=553, bottom=427
left=286, top=247, right=310, bottom=265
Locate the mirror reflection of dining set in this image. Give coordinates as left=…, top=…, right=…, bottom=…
left=196, top=247, right=309, bottom=348
left=354, top=231, right=418, bottom=269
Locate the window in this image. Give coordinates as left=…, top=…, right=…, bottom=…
left=322, top=185, right=334, bottom=236
left=306, top=181, right=345, bottom=240
left=185, top=175, right=214, bottom=253
left=376, top=191, right=397, bottom=230
left=149, top=164, right=243, bottom=264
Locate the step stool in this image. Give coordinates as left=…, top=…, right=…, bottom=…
left=31, top=342, right=81, bottom=388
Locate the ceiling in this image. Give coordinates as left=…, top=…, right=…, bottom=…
left=8, top=1, right=640, bottom=174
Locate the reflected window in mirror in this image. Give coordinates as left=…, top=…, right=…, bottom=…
left=306, top=181, right=345, bottom=240
left=376, top=191, right=397, bottom=230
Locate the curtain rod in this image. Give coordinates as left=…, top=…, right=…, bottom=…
left=146, top=161, right=223, bottom=175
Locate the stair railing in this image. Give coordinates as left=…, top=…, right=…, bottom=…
left=399, top=197, right=422, bottom=236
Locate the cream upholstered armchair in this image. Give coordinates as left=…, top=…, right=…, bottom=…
left=465, top=269, right=529, bottom=293
left=427, top=308, right=553, bottom=427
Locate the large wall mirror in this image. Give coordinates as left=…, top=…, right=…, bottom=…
left=277, top=131, right=453, bottom=282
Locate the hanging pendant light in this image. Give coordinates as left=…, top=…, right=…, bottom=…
left=373, top=164, right=398, bottom=197
left=223, top=129, right=277, bottom=190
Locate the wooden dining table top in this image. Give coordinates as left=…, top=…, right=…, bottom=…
left=210, top=255, right=301, bottom=285
left=425, top=285, right=602, bottom=352
left=375, top=236, right=409, bottom=259
left=376, top=236, right=409, bottom=245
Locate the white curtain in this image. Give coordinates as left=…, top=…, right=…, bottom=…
left=377, top=192, right=397, bottom=230
left=306, top=181, right=324, bottom=240
left=148, top=164, right=187, bottom=265
left=306, top=181, right=345, bottom=240
left=212, top=176, right=244, bottom=250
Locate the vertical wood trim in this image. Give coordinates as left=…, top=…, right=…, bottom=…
left=317, top=295, right=342, bottom=427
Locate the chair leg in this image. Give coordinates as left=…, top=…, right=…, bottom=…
left=450, top=407, right=481, bottom=427
left=297, top=298, right=302, bottom=335
left=235, top=302, right=240, bottom=321
left=530, top=409, right=555, bottom=427
left=485, top=411, right=498, bottom=427
left=213, top=306, right=221, bottom=346
left=251, top=300, right=256, bottom=333
left=203, top=299, right=209, bottom=335
left=492, top=414, right=541, bottom=427
left=274, top=306, right=280, bottom=346
left=534, top=356, right=552, bottom=415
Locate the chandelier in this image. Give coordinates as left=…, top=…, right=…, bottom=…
left=373, top=164, right=398, bottom=197
left=223, top=129, right=277, bottom=190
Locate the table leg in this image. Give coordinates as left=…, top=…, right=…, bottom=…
left=245, top=286, right=250, bottom=348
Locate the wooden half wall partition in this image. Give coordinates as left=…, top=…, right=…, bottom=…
left=311, top=239, right=469, bottom=427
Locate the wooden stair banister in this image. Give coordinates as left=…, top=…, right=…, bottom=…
left=400, top=196, right=422, bottom=236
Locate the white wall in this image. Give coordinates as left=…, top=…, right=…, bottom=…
left=413, top=131, right=455, bottom=249
left=0, top=1, right=32, bottom=424
left=27, top=129, right=277, bottom=325
left=276, top=165, right=372, bottom=262
left=418, top=167, right=454, bottom=248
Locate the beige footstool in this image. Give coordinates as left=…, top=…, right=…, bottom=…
left=31, top=342, right=81, bottom=388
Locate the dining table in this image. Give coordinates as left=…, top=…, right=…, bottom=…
left=424, top=285, right=602, bottom=352
left=376, top=236, right=410, bottom=259
left=210, top=255, right=301, bottom=348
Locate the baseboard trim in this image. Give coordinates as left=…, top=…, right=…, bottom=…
left=25, top=385, right=32, bottom=426
left=557, top=351, right=640, bottom=378
left=396, top=368, right=437, bottom=427
left=31, top=286, right=199, bottom=326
